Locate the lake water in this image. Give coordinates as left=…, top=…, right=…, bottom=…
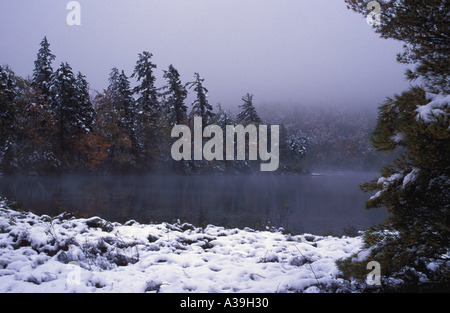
left=0, top=173, right=387, bottom=235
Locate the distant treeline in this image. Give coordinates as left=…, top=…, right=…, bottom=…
left=0, top=37, right=387, bottom=175
left=258, top=103, right=394, bottom=172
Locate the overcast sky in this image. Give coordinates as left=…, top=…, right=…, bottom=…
left=0, top=0, right=410, bottom=110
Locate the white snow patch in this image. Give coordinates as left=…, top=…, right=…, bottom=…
left=369, top=191, right=382, bottom=201
left=391, top=133, right=404, bottom=143
left=416, top=93, right=449, bottom=123
left=377, top=173, right=403, bottom=190
left=403, top=168, right=419, bottom=188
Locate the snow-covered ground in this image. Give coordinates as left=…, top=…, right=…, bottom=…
left=0, top=199, right=364, bottom=293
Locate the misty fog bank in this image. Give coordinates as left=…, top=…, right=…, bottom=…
left=255, top=101, right=393, bottom=172
left=0, top=172, right=386, bottom=235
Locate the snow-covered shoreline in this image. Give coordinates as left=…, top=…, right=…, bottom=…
left=0, top=199, right=364, bottom=293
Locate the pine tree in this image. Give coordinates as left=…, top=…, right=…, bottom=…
left=132, top=51, right=159, bottom=168
left=234, top=94, right=262, bottom=172
left=75, top=72, right=94, bottom=133
left=161, top=65, right=189, bottom=173
left=0, top=66, right=20, bottom=174
left=237, top=93, right=261, bottom=125
left=214, top=103, right=235, bottom=129
left=212, top=103, right=236, bottom=173
left=132, top=51, right=159, bottom=121
left=31, top=37, right=56, bottom=101
left=340, top=1, right=450, bottom=290
left=351, top=87, right=450, bottom=289
left=107, top=68, right=140, bottom=167
left=183, top=73, right=214, bottom=173
left=187, top=73, right=214, bottom=126
left=71, top=72, right=104, bottom=169
left=118, top=71, right=137, bottom=136
left=0, top=66, right=17, bottom=146
left=51, top=62, right=93, bottom=166
left=162, top=65, right=188, bottom=126
left=107, top=67, right=120, bottom=94
left=51, top=62, right=77, bottom=164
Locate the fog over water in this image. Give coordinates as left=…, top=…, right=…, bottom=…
left=0, top=173, right=387, bottom=235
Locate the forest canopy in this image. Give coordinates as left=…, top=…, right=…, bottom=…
left=0, top=37, right=387, bottom=175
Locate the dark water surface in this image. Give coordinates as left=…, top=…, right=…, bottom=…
left=0, top=173, right=387, bottom=235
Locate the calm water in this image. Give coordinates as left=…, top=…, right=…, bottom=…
left=0, top=173, right=387, bottom=235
